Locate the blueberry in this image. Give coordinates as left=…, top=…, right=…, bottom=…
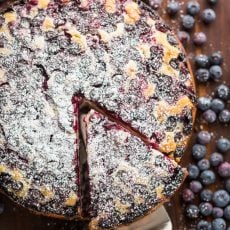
left=182, top=188, right=195, bottom=202
left=218, top=162, right=230, bottom=178
left=212, top=207, right=224, bottom=218
left=190, top=180, right=203, bottom=193
left=200, top=170, right=216, bottom=185
left=197, top=131, right=211, bottom=145
left=219, top=110, right=230, bottom=123
left=223, top=205, right=230, bottom=220
left=208, top=0, right=218, bottom=5
left=197, top=97, right=212, bottom=111
left=166, top=1, right=180, bottom=17
left=149, top=0, right=162, bottom=10
left=212, top=218, right=226, bottom=230
left=200, top=189, right=213, bottom=202
left=198, top=159, right=210, bottom=171
left=192, top=144, right=207, bottom=160
left=217, top=138, right=230, bottom=153
left=177, top=31, right=190, bottom=46
left=215, top=84, right=230, bottom=101
left=225, top=179, right=230, bottom=192
left=196, top=68, right=210, bottom=82
left=187, top=1, right=200, bottom=16
left=182, top=15, right=195, bottom=30
left=185, top=204, right=200, bottom=219
left=210, top=152, right=223, bottom=167
left=197, top=220, right=212, bottom=230
left=193, top=32, right=207, bottom=46
left=195, top=54, right=210, bottom=68
left=210, top=65, right=223, bottom=81
left=199, top=202, right=213, bottom=216
left=0, top=203, right=4, bottom=215
left=188, top=164, right=200, bottom=179
left=211, top=99, right=225, bottom=113
left=202, top=109, right=217, bottom=123
left=201, top=9, right=216, bottom=24
left=212, top=190, right=230, bottom=208
left=210, top=51, right=223, bottom=65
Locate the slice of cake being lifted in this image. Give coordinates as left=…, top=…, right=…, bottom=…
left=81, top=110, right=187, bottom=229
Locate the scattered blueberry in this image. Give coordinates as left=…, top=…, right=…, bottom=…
left=190, top=180, right=203, bottom=193
left=199, top=202, right=213, bottom=216
left=196, top=68, right=210, bottom=82
left=197, top=131, right=211, bottom=145
left=212, top=218, right=226, bottom=230
left=188, top=164, right=200, bottom=179
left=212, top=190, right=230, bottom=208
left=215, top=84, right=230, bottom=101
left=217, top=137, right=230, bottom=153
left=201, top=8, right=216, bottom=24
left=193, top=32, right=207, bottom=46
left=182, top=15, right=195, bottom=30
left=202, top=109, right=217, bottom=123
left=197, top=97, right=212, bottom=111
left=166, top=1, right=180, bottom=17
left=185, top=204, right=200, bottom=219
left=200, top=170, right=216, bottom=185
left=212, top=207, right=224, bottom=218
left=209, top=65, right=223, bottom=81
left=192, top=144, right=207, bottom=160
left=223, top=205, right=230, bottom=220
left=211, top=99, right=225, bottom=113
left=197, top=220, right=212, bottom=230
left=187, top=1, right=200, bottom=16
left=0, top=203, right=4, bottom=215
left=210, top=51, right=223, bottom=65
left=195, top=54, right=210, bottom=68
left=177, top=31, right=190, bottom=46
left=197, top=159, right=210, bottom=171
left=219, top=109, right=230, bottom=123
left=182, top=188, right=195, bottom=203
left=210, top=152, right=223, bottom=167
left=225, top=178, right=230, bottom=192
left=208, top=0, right=218, bottom=5
left=218, top=162, right=230, bottom=178
left=200, top=189, right=213, bottom=202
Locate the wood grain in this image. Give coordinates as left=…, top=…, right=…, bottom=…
left=0, top=1, right=229, bottom=230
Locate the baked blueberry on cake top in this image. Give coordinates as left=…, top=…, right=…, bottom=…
left=0, top=0, right=195, bottom=228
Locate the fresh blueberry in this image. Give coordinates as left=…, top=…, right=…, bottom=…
left=198, top=159, right=210, bottom=171
left=193, top=32, right=207, bottom=46
left=182, top=188, right=195, bottom=202
left=217, top=138, right=230, bottom=153
left=199, top=202, right=213, bottom=216
left=200, top=170, right=216, bottom=185
left=210, top=51, right=223, bottom=65
left=212, top=218, right=226, bottom=230
left=0, top=203, right=4, bottom=215
left=224, top=205, right=230, bottom=220
left=218, top=162, right=230, bottom=178
left=200, top=189, right=213, bottom=202
left=166, top=1, right=180, bottom=17
left=187, top=1, right=200, bottom=16
left=212, top=190, right=230, bottom=208
left=212, top=207, right=224, bottom=218
left=197, top=131, right=211, bottom=145
left=211, top=99, right=225, bottom=113
left=225, top=179, right=230, bottom=192
left=190, top=180, right=203, bottom=193
left=182, top=15, right=195, bottom=30
left=197, top=97, right=212, bottom=111
left=210, top=65, right=223, bottom=81
left=192, top=144, right=207, bottom=160
left=208, top=0, right=218, bottom=5
left=177, top=31, right=190, bottom=46
left=201, top=9, right=216, bottom=24
left=197, top=220, right=212, bottom=230
left=219, top=110, right=230, bottom=123
left=210, top=152, right=223, bottom=167
left=215, top=84, right=230, bottom=101
left=195, top=54, right=210, bottom=68
left=188, top=164, right=200, bottom=179
left=202, top=109, right=217, bottom=123
left=185, top=204, right=200, bottom=219
left=196, top=68, right=210, bottom=82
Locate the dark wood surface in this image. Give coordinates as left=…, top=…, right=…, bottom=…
left=0, top=0, right=229, bottom=229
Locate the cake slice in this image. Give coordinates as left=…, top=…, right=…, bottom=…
left=81, top=110, right=187, bottom=229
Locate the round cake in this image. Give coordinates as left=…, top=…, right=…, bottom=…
left=0, top=0, right=195, bottom=229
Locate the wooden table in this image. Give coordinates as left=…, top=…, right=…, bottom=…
left=0, top=0, right=229, bottom=229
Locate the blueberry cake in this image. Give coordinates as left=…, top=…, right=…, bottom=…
left=0, top=0, right=195, bottom=228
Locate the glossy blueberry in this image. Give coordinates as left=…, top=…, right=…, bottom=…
left=223, top=205, right=230, bottom=220
left=182, top=15, right=195, bottom=30
left=190, top=180, right=203, bottom=193
left=200, top=189, right=213, bottom=202
left=193, top=32, right=207, bottom=46
left=212, top=218, right=226, bottom=230
left=210, top=65, right=223, bottom=81
left=197, top=131, right=211, bottom=145
left=202, top=109, right=217, bottom=123
left=197, top=220, right=212, bottom=230
left=185, top=204, right=200, bottom=219
left=201, top=9, right=216, bottom=24
left=211, top=99, right=225, bottom=113
left=224, top=178, right=230, bottom=192
left=182, top=188, right=195, bottom=202
left=196, top=68, right=210, bottom=82
left=217, top=138, right=230, bottom=153
left=197, top=97, right=211, bottom=111
left=0, top=203, right=4, bottom=215
left=219, top=109, right=230, bottom=123
left=218, top=162, right=230, bottom=178
left=199, top=202, right=213, bottom=216
left=177, top=31, right=190, bottom=46
left=166, top=1, right=180, bottom=16
left=197, top=159, right=210, bottom=171
left=195, top=54, right=210, bottom=68
left=210, top=152, right=223, bottom=167
left=188, top=164, right=200, bottom=179
left=200, top=170, right=216, bottom=185
left=212, top=190, right=230, bottom=208
left=208, top=0, right=218, bottom=5
left=215, top=84, right=230, bottom=101
left=212, top=207, right=224, bottom=218
left=210, top=51, right=223, bottom=65
left=192, top=144, right=207, bottom=160
left=187, top=1, right=200, bottom=16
